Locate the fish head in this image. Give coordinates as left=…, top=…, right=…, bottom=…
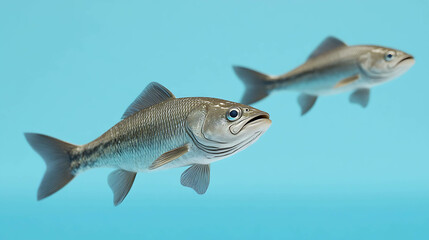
left=204, top=102, right=271, bottom=142
left=186, top=99, right=271, bottom=158
left=358, top=46, right=415, bottom=83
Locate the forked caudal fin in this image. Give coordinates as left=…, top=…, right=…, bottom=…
left=233, top=66, right=272, bottom=105
left=24, top=133, right=77, bottom=200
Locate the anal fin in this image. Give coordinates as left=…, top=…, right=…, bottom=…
left=298, top=94, right=318, bottom=116
left=149, top=145, right=189, bottom=170
left=108, top=169, right=137, bottom=206
left=180, top=164, right=210, bottom=194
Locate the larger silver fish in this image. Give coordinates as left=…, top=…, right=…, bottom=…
left=234, top=36, right=415, bottom=115
left=25, top=82, right=271, bottom=205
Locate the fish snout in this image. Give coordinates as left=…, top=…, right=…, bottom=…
left=396, top=54, right=415, bottom=68
left=229, top=110, right=271, bottom=135
left=244, top=111, right=272, bottom=129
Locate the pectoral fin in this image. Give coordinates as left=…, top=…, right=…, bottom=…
left=180, top=164, right=210, bottom=194
left=334, top=74, right=360, bottom=88
left=349, top=88, right=370, bottom=108
left=108, top=169, right=137, bottom=206
left=298, top=94, right=318, bottom=116
left=149, top=145, right=190, bottom=170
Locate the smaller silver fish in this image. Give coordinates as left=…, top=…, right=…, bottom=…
left=25, top=82, right=271, bottom=205
left=234, top=36, right=415, bottom=115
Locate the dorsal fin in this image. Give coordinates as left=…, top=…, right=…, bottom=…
left=308, top=36, right=347, bottom=60
left=122, top=82, right=175, bottom=119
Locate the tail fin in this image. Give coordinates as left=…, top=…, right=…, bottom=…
left=24, top=133, right=77, bottom=200
left=233, top=66, right=272, bottom=105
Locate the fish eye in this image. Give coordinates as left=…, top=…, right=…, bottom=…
left=226, top=108, right=242, bottom=121
left=384, top=51, right=396, bottom=61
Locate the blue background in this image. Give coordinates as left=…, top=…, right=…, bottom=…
left=1, top=0, right=428, bottom=239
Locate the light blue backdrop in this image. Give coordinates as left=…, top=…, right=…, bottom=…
left=1, top=0, right=428, bottom=239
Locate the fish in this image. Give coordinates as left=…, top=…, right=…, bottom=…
left=233, top=36, right=415, bottom=115
left=25, top=82, right=271, bottom=206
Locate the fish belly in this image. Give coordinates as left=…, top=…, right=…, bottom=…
left=283, top=71, right=363, bottom=96
left=88, top=130, right=192, bottom=173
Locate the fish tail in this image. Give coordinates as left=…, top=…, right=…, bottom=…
left=233, top=66, right=272, bottom=105
left=24, top=133, right=77, bottom=200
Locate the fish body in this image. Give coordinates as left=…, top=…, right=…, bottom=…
left=25, top=83, right=271, bottom=205
left=71, top=97, right=266, bottom=173
left=234, top=37, right=415, bottom=115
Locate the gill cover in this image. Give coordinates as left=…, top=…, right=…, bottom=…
left=186, top=104, right=238, bottom=144
left=186, top=104, right=210, bottom=142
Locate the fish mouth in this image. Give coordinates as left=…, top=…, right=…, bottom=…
left=229, top=113, right=271, bottom=135
left=243, top=113, right=271, bottom=127
left=396, top=56, right=415, bottom=67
